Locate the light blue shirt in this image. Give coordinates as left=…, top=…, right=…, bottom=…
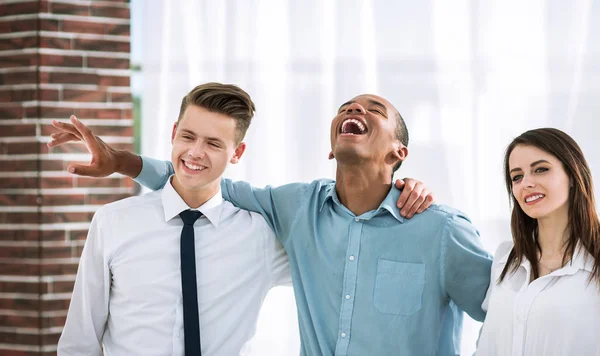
left=136, top=157, right=492, bottom=356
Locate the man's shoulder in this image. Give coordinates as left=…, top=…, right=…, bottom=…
left=219, top=200, right=274, bottom=235
left=94, top=189, right=163, bottom=220
left=421, top=203, right=474, bottom=225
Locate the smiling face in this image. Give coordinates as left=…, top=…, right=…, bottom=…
left=170, top=104, right=245, bottom=205
left=329, top=94, right=407, bottom=171
left=508, top=144, right=571, bottom=220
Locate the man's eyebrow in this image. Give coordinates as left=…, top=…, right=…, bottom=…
left=368, top=99, right=387, bottom=111
left=338, top=101, right=354, bottom=111
left=509, top=160, right=551, bottom=174
left=206, top=136, right=225, bottom=144
left=180, top=129, right=196, bottom=135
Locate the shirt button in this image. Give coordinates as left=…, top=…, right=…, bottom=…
left=349, top=255, right=355, bottom=261
left=345, top=294, right=351, bottom=300
left=341, top=332, right=347, bottom=338
left=354, top=218, right=360, bottom=222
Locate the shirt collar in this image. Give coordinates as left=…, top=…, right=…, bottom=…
left=378, top=186, right=404, bottom=223
left=319, top=183, right=404, bottom=223
left=497, top=242, right=594, bottom=274
left=161, top=175, right=224, bottom=227
left=319, top=184, right=340, bottom=212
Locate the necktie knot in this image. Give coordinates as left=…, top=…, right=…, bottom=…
left=179, top=209, right=202, bottom=226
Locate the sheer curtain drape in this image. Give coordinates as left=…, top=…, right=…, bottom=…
left=136, top=1, right=599, bottom=354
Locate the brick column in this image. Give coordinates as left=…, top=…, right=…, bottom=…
left=0, top=1, right=133, bottom=355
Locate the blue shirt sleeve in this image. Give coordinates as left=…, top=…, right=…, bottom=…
left=220, top=178, right=310, bottom=245
left=133, top=156, right=174, bottom=190
left=441, top=213, right=493, bottom=322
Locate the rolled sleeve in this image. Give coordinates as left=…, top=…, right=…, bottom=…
left=133, top=156, right=173, bottom=190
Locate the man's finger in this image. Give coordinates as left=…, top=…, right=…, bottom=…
left=70, top=115, right=104, bottom=153
left=67, top=164, right=105, bottom=178
left=401, top=189, right=422, bottom=217
left=417, top=194, right=435, bottom=214
left=406, top=194, right=426, bottom=218
left=396, top=179, right=412, bottom=208
left=51, top=120, right=84, bottom=140
left=47, top=132, right=81, bottom=147
left=394, top=179, right=405, bottom=190
left=71, top=116, right=97, bottom=144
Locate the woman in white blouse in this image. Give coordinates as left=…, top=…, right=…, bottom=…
left=476, top=128, right=600, bottom=356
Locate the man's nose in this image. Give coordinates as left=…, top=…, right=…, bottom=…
left=188, top=142, right=206, bottom=159
left=345, top=102, right=366, bottom=114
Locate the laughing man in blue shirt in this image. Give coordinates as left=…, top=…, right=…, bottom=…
left=53, top=93, right=492, bottom=355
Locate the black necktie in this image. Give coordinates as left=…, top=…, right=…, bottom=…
left=179, top=209, right=203, bottom=356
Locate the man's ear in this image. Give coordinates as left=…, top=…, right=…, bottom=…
left=230, top=142, right=247, bottom=164
left=171, top=122, right=178, bottom=143
left=390, top=143, right=408, bottom=165
left=328, top=151, right=334, bottom=160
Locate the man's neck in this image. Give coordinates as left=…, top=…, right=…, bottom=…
left=170, top=176, right=220, bottom=209
left=335, top=163, right=393, bottom=216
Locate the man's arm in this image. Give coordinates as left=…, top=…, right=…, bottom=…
left=48, top=116, right=434, bottom=215
left=221, top=178, right=310, bottom=245
left=57, top=213, right=110, bottom=355
left=441, top=213, right=493, bottom=322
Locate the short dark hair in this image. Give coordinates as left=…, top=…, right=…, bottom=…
left=392, top=109, right=409, bottom=173
left=177, top=82, right=256, bottom=143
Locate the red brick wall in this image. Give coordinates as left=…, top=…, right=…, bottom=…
left=0, top=1, right=133, bottom=354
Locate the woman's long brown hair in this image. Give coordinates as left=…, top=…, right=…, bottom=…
left=499, top=128, right=600, bottom=285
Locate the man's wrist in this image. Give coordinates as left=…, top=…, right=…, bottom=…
left=114, top=149, right=143, bottom=178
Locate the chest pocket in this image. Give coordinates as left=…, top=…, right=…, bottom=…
left=374, top=259, right=425, bottom=315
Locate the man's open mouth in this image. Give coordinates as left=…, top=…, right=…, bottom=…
left=340, top=118, right=367, bottom=135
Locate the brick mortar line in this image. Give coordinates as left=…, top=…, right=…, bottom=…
left=0, top=118, right=134, bottom=125
left=0, top=326, right=65, bottom=334
left=0, top=223, right=90, bottom=230
left=0, top=31, right=130, bottom=41
left=0, top=172, right=125, bottom=178
left=0, top=205, right=105, bottom=212
left=0, top=343, right=41, bottom=352
left=0, top=240, right=84, bottom=247
left=0, top=187, right=132, bottom=194
left=0, top=0, right=36, bottom=5
left=4, top=100, right=133, bottom=109
left=0, top=84, right=132, bottom=92
left=49, top=0, right=130, bottom=9
left=0, top=136, right=133, bottom=143
left=0, top=257, right=80, bottom=264
left=0, top=13, right=130, bottom=25
left=0, top=66, right=131, bottom=76
left=0, top=47, right=130, bottom=58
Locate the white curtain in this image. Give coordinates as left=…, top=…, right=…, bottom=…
left=135, top=1, right=600, bottom=354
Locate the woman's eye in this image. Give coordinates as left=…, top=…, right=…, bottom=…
left=535, top=167, right=548, bottom=173
left=511, top=175, right=522, bottom=182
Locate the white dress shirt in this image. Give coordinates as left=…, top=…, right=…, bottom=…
left=476, top=241, right=600, bottom=356
left=58, top=178, right=290, bottom=356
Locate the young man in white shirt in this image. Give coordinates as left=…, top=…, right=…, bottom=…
left=57, top=83, right=290, bottom=355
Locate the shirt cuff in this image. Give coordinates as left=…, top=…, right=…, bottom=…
left=133, top=156, right=171, bottom=190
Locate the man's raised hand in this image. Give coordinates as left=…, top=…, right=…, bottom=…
left=48, top=115, right=122, bottom=177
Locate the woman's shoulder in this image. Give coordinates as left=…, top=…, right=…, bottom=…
left=492, top=240, right=514, bottom=265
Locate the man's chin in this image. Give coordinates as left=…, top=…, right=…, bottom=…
left=333, top=148, right=367, bottom=165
